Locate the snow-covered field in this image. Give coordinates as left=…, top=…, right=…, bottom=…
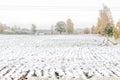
left=0, top=34, right=120, bottom=80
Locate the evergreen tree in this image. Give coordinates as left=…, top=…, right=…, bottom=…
left=104, top=23, right=114, bottom=37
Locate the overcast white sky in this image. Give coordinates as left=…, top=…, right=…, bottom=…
left=0, top=0, right=120, bottom=29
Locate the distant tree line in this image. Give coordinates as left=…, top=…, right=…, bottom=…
left=0, top=23, right=37, bottom=35
left=2, top=5, right=120, bottom=37
left=55, top=18, right=74, bottom=34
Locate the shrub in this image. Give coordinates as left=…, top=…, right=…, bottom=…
left=113, top=27, right=119, bottom=40
left=104, top=23, right=114, bottom=37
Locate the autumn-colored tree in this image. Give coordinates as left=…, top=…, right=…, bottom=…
left=113, top=27, right=119, bottom=40
left=0, top=23, right=4, bottom=32
left=91, top=25, right=97, bottom=34
left=96, top=5, right=114, bottom=35
left=116, top=20, right=120, bottom=36
left=83, top=28, right=90, bottom=34
left=66, top=18, right=74, bottom=34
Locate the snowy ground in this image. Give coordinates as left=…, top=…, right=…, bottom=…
left=0, top=34, right=120, bottom=80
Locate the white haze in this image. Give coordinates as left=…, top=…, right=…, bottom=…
left=0, top=0, right=120, bottom=29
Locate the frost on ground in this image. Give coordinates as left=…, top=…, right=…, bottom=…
left=0, top=34, right=120, bottom=80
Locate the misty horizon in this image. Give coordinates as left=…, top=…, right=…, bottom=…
left=0, top=0, right=120, bottom=29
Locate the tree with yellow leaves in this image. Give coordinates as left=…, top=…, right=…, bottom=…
left=96, top=5, right=114, bottom=35
left=66, top=18, right=74, bottom=34
left=113, top=27, right=119, bottom=40
left=116, top=20, right=120, bottom=36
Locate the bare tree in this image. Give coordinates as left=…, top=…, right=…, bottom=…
left=31, top=24, right=36, bottom=34
left=51, top=25, right=54, bottom=34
